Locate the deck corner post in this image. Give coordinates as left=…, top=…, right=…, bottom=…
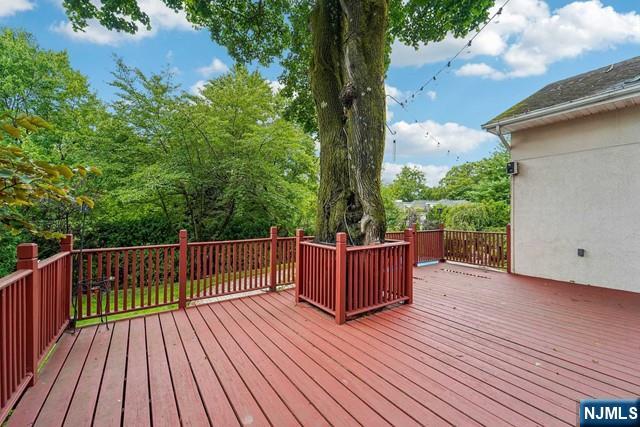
left=403, top=229, right=414, bottom=305
left=439, top=223, right=446, bottom=263
left=411, top=223, right=418, bottom=266
left=59, top=234, right=74, bottom=326
left=335, top=232, right=347, bottom=324
left=294, top=229, right=304, bottom=303
left=506, top=223, right=512, bottom=274
left=17, top=243, right=40, bottom=385
left=269, top=226, right=278, bottom=292
left=60, top=234, right=73, bottom=252
left=178, top=229, right=188, bottom=309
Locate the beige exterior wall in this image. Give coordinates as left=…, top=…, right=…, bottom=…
left=510, top=104, right=640, bottom=293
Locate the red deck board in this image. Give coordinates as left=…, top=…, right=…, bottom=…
left=157, top=312, right=209, bottom=426
left=252, top=293, right=455, bottom=427
left=123, top=318, right=150, bottom=427
left=187, top=306, right=271, bottom=427
left=220, top=300, right=358, bottom=426
left=93, top=321, right=129, bottom=427
left=231, top=297, right=389, bottom=426
left=7, top=331, right=77, bottom=427
left=7, top=263, right=640, bottom=427
left=204, top=303, right=303, bottom=426
left=171, top=310, right=240, bottom=427
left=145, top=314, right=180, bottom=427
left=33, top=326, right=96, bottom=426
left=269, top=291, right=525, bottom=427
left=64, top=325, right=112, bottom=426
left=414, top=275, right=640, bottom=367
left=241, top=296, right=425, bottom=427
left=209, top=302, right=330, bottom=427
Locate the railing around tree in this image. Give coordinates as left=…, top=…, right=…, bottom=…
left=297, top=230, right=413, bottom=324
left=0, top=237, right=73, bottom=424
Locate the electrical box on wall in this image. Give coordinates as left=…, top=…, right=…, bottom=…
left=506, top=161, right=519, bottom=175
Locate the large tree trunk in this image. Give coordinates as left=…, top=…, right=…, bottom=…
left=311, top=0, right=387, bottom=245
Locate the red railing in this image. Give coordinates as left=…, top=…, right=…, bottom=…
left=297, top=241, right=337, bottom=314
left=1, top=238, right=73, bottom=424
left=444, top=229, right=508, bottom=270
left=415, top=228, right=445, bottom=263
left=73, top=244, right=180, bottom=320
left=296, top=230, right=413, bottom=324
left=186, top=238, right=271, bottom=301
left=346, top=241, right=410, bottom=317
left=0, top=270, right=31, bottom=423
left=37, top=252, right=72, bottom=361
left=72, top=227, right=309, bottom=319
left=387, top=225, right=510, bottom=270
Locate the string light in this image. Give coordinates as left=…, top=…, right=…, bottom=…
left=385, top=0, right=511, bottom=166
left=394, top=0, right=510, bottom=108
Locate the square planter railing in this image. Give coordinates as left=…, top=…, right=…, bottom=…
left=295, top=229, right=414, bottom=324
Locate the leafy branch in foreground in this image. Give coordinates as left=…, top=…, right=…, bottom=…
left=0, top=115, right=100, bottom=237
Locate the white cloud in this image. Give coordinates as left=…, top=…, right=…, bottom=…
left=455, top=63, right=506, bottom=80
left=385, top=84, right=405, bottom=100
left=382, top=162, right=450, bottom=186
left=196, top=58, right=229, bottom=77
left=51, top=0, right=194, bottom=45
left=190, top=80, right=207, bottom=96
left=267, top=79, right=284, bottom=94
left=387, top=119, right=495, bottom=157
left=392, top=0, right=640, bottom=79
left=0, top=0, right=34, bottom=17
left=426, top=90, right=437, bottom=101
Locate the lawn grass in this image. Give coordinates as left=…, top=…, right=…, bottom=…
left=75, top=264, right=294, bottom=327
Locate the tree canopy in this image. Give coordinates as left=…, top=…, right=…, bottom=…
left=61, top=0, right=495, bottom=244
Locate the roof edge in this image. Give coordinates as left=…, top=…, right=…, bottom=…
left=483, top=83, right=640, bottom=134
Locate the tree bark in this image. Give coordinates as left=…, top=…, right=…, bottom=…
left=311, top=0, right=387, bottom=245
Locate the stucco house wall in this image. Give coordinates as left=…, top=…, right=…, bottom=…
left=509, top=104, right=640, bottom=292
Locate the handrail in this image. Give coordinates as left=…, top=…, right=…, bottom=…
left=188, top=237, right=270, bottom=246
left=38, top=251, right=69, bottom=268
left=0, top=269, right=31, bottom=291
left=73, top=243, right=178, bottom=253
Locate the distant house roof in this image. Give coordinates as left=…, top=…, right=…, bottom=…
left=483, top=56, right=640, bottom=134
left=394, top=199, right=467, bottom=210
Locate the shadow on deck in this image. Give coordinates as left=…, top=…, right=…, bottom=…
left=8, top=263, right=640, bottom=427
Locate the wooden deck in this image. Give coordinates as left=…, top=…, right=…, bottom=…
left=8, top=263, right=640, bottom=426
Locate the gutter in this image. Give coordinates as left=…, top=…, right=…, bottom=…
left=483, top=83, right=640, bottom=134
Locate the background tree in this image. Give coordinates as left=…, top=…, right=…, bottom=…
left=439, top=148, right=509, bottom=203
left=79, top=62, right=317, bottom=247
left=388, top=166, right=427, bottom=202
left=0, top=29, right=100, bottom=273
left=61, top=0, right=494, bottom=244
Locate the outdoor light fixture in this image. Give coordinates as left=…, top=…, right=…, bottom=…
left=577, top=248, right=586, bottom=257
left=506, top=161, right=518, bottom=175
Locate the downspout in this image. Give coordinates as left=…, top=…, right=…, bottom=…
left=495, top=124, right=514, bottom=273
left=496, top=124, right=510, bottom=151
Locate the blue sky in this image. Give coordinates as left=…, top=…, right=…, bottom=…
left=2, top=0, right=640, bottom=185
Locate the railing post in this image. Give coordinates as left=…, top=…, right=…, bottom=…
left=269, top=226, right=278, bottom=291
left=411, top=223, right=418, bottom=266
left=294, top=229, right=304, bottom=303
left=403, top=229, right=414, bottom=304
left=439, top=223, right=446, bottom=262
left=506, top=223, right=512, bottom=274
left=178, top=229, right=187, bottom=309
left=335, top=232, right=347, bottom=324
left=17, top=243, right=40, bottom=386
left=60, top=234, right=73, bottom=328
